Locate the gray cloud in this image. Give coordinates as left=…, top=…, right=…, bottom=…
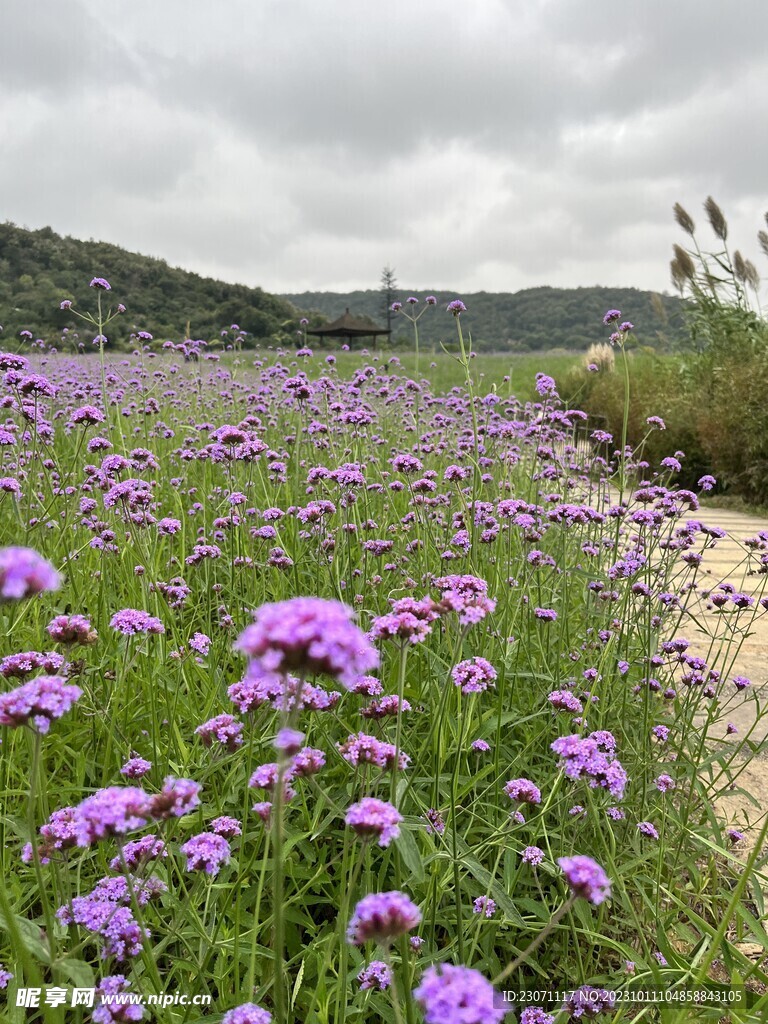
left=1, top=0, right=767, bottom=296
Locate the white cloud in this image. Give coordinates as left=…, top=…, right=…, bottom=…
left=1, top=0, right=766, bottom=295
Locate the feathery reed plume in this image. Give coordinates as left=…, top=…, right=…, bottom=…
left=758, top=229, right=768, bottom=260
left=672, top=244, right=696, bottom=281
left=583, top=342, right=615, bottom=372
left=704, top=196, right=728, bottom=241
left=670, top=258, right=687, bottom=293
left=673, top=202, right=696, bottom=236
left=733, top=250, right=747, bottom=283
left=744, top=259, right=760, bottom=291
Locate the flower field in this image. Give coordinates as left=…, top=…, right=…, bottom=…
left=1, top=288, right=767, bottom=1023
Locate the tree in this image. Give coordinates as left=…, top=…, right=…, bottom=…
left=380, top=265, right=397, bottom=333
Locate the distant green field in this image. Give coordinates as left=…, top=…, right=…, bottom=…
left=292, top=349, right=581, bottom=400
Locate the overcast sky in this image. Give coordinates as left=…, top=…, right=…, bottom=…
left=2, top=0, right=767, bottom=295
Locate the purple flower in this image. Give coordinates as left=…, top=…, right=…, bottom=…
left=548, top=690, right=583, bottom=713
left=522, top=845, right=544, bottom=866
left=654, top=774, right=675, bottom=793
left=189, top=632, right=212, bottom=655
left=23, top=807, right=78, bottom=864
left=472, top=896, right=497, bottom=917
left=110, top=835, right=166, bottom=871
left=90, top=277, right=111, bottom=290
left=563, top=986, right=615, bottom=1019
left=0, top=546, right=60, bottom=600
left=447, top=299, right=467, bottom=316
left=435, top=575, right=495, bottom=626
left=0, top=675, right=81, bottom=733
left=347, top=890, right=421, bottom=945
left=196, top=714, right=244, bottom=752
left=504, top=778, right=541, bottom=804
left=520, top=1010, right=555, bottom=1024
left=471, top=738, right=491, bottom=753
left=698, top=474, right=716, bottom=491
left=222, top=1005, right=272, bottom=1024
left=120, top=756, right=152, bottom=779
left=602, top=309, right=622, bottom=324
left=727, top=828, right=745, bottom=844
left=149, top=777, right=201, bottom=819
left=413, top=964, right=506, bottom=1024
left=451, top=657, right=497, bottom=694
left=535, top=373, right=557, bottom=396
left=210, top=815, right=242, bottom=838
left=274, top=727, right=304, bottom=756
left=94, top=976, right=144, bottom=1022
left=358, top=960, right=393, bottom=990
left=236, top=597, right=378, bottom=689
left=110, top=609, right=165, bottom=636
left=46, top=614, right=97, bottom=645
left=557, top=855, right=611, bottom=904
left=637, top=821, right=660, bottom=839
left=180, top=832, right=231, bottom=875
left=73, top=787, right=152, bottom=846
left=345, top=798, right=403, bottom=847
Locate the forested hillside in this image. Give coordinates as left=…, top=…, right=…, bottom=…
left=282, top=286, right=687, bottom=350
left=0, top=222, right=297, bottom=346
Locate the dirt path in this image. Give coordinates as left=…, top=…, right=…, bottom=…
left=682, top=506, right=768, bottom=842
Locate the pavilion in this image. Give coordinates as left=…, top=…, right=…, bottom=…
left=305, top=308, right=391, bottom=346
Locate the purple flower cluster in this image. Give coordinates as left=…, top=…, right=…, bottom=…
left=347, top=890, right=421, bottom=945
left=413, top=964, right=506, bottom=1024
left=345, top=797, right=403, bottom=847
left=0, top=546, right=60, bottom=600
left=180, top=832, right=231, bottom=875
left=110, top=608, right=165, bottom=635
left=451, top=656, right=497, bottom=694
left=558, top=855, right=611, bottom=905
left=236, top=596, right=378, bottom=688
left=0, top=675, right=81, bottom=732
left=551, top=732, right=628, bottom=800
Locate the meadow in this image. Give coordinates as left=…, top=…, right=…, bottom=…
left=1, top=287, right=767, bottom=1023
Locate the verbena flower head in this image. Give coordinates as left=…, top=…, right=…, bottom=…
left=0, top=546, right=60, bottom=600
left=358, top=959, right=393, bottom=990
left=110, top=835, right=166, bottom=871
left=236, top=597, right=378, bottom=688
left=23, top=807, right=79, bottom=864
left=93, top=976, right=144, bottom=1022
left=0, top=675, right=81, bottom=733
left=46, top=614, right=97, bottom=645
left=120, top=756, right=152, bottom=779
left=435, top=575, right=496, bottom=626
left=447, top=299, right=467, bottom=316
left=557, top=855, right=611, bottom=904
left=149, top=777, right=202, bottom=819
left=345, top=798, right=403, bottom=847
left=451, top=657, right=497, bottom=694
left=0, top=965, right=13, bottom=990
left=73, top=787, right=152, bottom=846
left=347, top=890, right=421, bottom=945
left=522, top=845, right=544, bottom=866
left=413, top=964, right=506, bottom=1024
left=504, top=778, right=541, bottom=804
left=180, top=832, right=231, bottom=875
left=90, top=277, right=111, bottom=290
left=472, top=896, right=496, bottom=917
left=222, top=1005, right=272, bottom=1024
left=110, top=609, right=165, bottom=636
left=195, top=714, right=244, bottom=752
left=563, top=986, right=615, bottom=1019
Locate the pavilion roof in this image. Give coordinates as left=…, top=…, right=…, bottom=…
left=306, top=308, right=391, bottom=337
